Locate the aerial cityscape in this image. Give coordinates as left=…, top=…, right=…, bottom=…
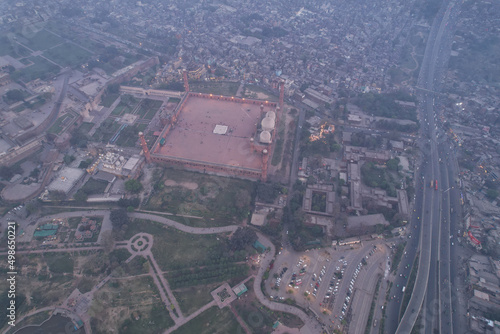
left=0, top=0, right=499, bottom=333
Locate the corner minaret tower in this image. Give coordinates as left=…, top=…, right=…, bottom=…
left=279, top=80, right=285, bottom=110
left=261, top=149, right=269, bottom=181
left=139, top=132, right=151, bottom=163
left=183, top=69, right=189, bottom=92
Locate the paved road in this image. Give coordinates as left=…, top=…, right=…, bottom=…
left=393, top=1, right=463, bottom=333
left=253, top=232, right=323, bottom=334
left=349, top=250, right=386, bottom=333
left=10, top=209, right=320, bottom=333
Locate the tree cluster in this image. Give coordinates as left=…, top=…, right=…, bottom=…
left=353, top=92, right=417, bottom=121
left=376, top=120, right=419, bottom=133
left=168, top=264, right=248, bottom=289
left=228, top=227, right=258, bottom=251
left=110, top=209, right=130, bottom=237
left=125, top=179, right=143, bottom=194
left=256, top=182, right=283, bottom=204
left=350, top=132, right=379, bottom=150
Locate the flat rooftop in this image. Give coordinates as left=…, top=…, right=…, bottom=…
left=154, top=94, right=273, bottom=171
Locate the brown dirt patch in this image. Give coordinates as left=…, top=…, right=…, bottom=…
left=164, top=179, right=199, bottom=190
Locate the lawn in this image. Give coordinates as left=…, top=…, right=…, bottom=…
left=11, top=56, right=60, bottom=82
left=115, top=124, right=141, bottom=147
left=100, top=93, right=119, bottom=108
left=0, top=35, right=30, bottom=57
left=92, top=118, right=121, bottom=143
left=78, top=122, right=94, bottom=134
left=4, top=310, right=51, bottom=334
left=20, top=29, right=64, bottom=51
left=158, top=214, right=223, bottom=228
left=166, top=263, right=248, bottom=289
left=121, top=219, right=231, bottom=271
left=91, top=276, right=174, bottom=334
left=44, top=253, right=74, bottom=273
left=173, top=283, right=220, bottom=315
left=47, top=113, right=74, bottom=135
left=111, top=101, right=133, bottom=116
left=145, top=168, right=255, bottom=225
left=138, top=99, right=163, bottom=120
left=111, top=95, right=139, bottom=116
left=233, top=297, right=304, bottom=333
left=6, top=271, right=74, bottom=322
left=115, top=132, right=139, bottom=147
left=136, top=123, right=148, bottom=132
left=171, top=306, right=240, bottom=334
left=190, top=81, right=240, bottom=96
left=44, top=43, right=92, bottom=68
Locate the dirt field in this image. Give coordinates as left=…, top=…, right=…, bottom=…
left=146, top=168, right=255, bottom=225
left=164, top=179, right=198, bottom=190
left=90, top=276, right=174, bottom=334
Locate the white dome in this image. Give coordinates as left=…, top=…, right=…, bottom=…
left=259, top=131, right=272, bottom=144
left=261, top=117, right=275, bottom=131
left=266, top=110, right=276, bottom=120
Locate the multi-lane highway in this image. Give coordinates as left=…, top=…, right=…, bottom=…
left=386, top=1, right=466, bottom=333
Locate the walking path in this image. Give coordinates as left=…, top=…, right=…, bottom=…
left=252, top=232, right=322, bottom=334
left=147, top=254, right=184, bottom=321
left=235, top=81, right=244, bottom=97
left=129, top=212, right=237, bottom=234
left=7, top=209, right=322, bottom=334
left=230, top=304, right=252, bottom=334
left=164, top=300, right=217, bottom=334
left=1, top=307, right=53, bottom=334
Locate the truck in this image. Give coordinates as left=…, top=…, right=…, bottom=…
left=430, top=180, right=434, bottom=188
left=435, top=180, right=438, bottom=190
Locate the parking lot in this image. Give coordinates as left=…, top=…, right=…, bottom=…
left=267, top=241, right=389, bottom=332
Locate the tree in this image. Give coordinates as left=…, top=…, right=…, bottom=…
left=49, top=190, right=66, bottom=201
left=386, top=158, right=400, bottom=172
left=125, top=179, right=143, bottom=194
left=256, top=182, right=282, bottom=203
left=228, top=227, right=258, bottom=251
left=214, top=67, right=225, bottom=77
left=486, top=189, right=498, bottom=201
left=118, top=197, right=140, bottom=208
left=0, top=166, right=15, bottom=180
left=5, top=89, right=25, bottom=103
left=107, top=83, right=120, bottom=94
left=25, top=199, right=41, bottom=215
left=64, top=155, right=76, bottom=165
left=74, top=190, right=88, bottom=202
left=159, top=81, right=184, bottom=92
left=110, top=209, right=130, bottom=229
